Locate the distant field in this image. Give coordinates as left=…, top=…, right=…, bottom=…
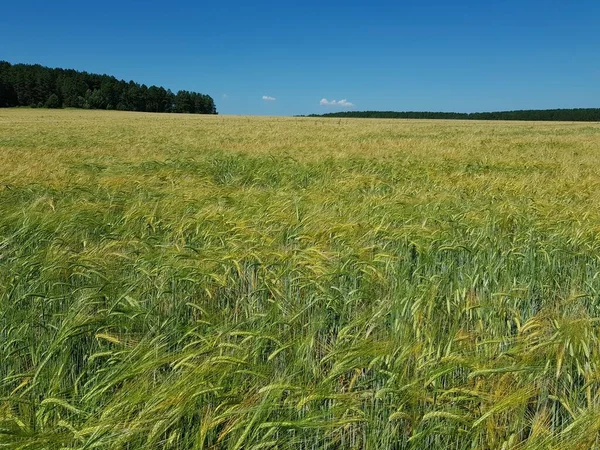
left=2, top=109, right=600, bottom=449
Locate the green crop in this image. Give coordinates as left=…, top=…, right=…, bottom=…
left=1, top=109, right=600, bottom=449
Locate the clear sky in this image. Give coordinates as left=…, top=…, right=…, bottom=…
left=1, top=0, right=599, bottom=115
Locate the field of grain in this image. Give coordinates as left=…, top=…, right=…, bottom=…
left=1, top=109, right=600, bottom=449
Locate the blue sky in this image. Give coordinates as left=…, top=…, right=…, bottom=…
left=1, top=0, right=599, bottom=115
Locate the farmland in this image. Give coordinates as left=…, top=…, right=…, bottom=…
left=1, top=109, right=600, bottom=448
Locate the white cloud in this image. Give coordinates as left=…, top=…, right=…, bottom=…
left=320, top=98, right=354, bottom=108
left=262, top=95, right=276, bottom=101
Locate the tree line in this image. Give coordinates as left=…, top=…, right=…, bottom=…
left=0, top=61, right=217, bottom=114
left=305, top=109, right=600, bottom=122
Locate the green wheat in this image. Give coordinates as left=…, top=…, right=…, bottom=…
left=1, top=109, right=600, bottom=449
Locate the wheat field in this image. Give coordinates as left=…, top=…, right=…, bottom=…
left=1, top=109, right=600, bottom=449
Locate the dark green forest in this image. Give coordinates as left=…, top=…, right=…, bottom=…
left=306, top=109, right=600, bottom=121
left=0, top=61, right=216, bottom=114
